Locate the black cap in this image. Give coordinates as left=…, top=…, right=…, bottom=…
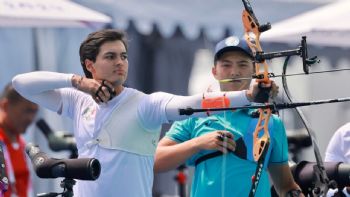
left=214, top=36, right=253, bottom=61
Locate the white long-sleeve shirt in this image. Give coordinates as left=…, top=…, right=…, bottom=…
left=12, top=71, right=250, bottom=197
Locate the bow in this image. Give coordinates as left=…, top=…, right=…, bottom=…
left=180, top=1, right=342, bottom=196
left=241, top=1, right=335, bottom=196
left=241, top=1, right=273, bottom=196
left=281, top=56, right=336, bottom=196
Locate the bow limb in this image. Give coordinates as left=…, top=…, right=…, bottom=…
left=241, top=1, right=272, bottom=196
left=282, top=56, right=334, bottom=196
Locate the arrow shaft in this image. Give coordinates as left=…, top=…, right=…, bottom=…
left=179, top=97, right=350, bottom=115
left=219, top=68, right=350, bottom=83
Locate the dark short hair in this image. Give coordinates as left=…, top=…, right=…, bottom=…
left=79, top=29, right=128, bottom=78
left=1, top=83, right=26, bottom=104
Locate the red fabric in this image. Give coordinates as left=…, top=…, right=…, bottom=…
left=0, top=128, right=30, bottom=197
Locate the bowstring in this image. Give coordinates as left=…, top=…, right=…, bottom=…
left=220, top=81, right=249, bottom=196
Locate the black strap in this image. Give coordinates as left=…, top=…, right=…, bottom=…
left=195, top=151, right=223, bottom=166
left=102, top=80, right=116, bottom=100
left=95, top=80, right=116, bottom=101
left=195, top=137, right=247, bottom=166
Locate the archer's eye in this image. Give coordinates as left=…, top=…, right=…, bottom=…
left=221, top=63, right=232, bottom=68
left=238, top=63, right=250, bottom=68
left=121, top=53, right=128, bottom=60
left=105, top=54, right=115, bottom=60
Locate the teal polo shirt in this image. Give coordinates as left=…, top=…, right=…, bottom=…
left=165, top=109, right=288, bottom=197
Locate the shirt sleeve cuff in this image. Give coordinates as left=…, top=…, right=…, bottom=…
left=66, top=74, right=75, bottom=87
left=240, top=90, right=250, bottom=106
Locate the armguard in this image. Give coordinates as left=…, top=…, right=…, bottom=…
left=201, top=93, right=230, bottom=115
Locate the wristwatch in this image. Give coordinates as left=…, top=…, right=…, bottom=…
left=286, top=189, right=302, bottom=197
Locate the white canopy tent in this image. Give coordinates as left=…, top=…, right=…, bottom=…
left=77, top=0, right=328, bottom=40
left=0, top=0, right=112, bottom=75
left=0, top=0, right=111, bottom=28
left=261, top=0, right=350, bottom=47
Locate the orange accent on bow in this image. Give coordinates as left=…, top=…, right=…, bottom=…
left=242, top=7, right=271, bottom=162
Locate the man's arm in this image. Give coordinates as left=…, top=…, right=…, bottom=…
left=269, top=164, right=304, bottom=197
left=164, top=81, right=279, bottom=122
left=12, top=71, right=74, bottom=112
left=154, top=131, right=235, bottom=173
left=154, top=137, right=199, bottom=173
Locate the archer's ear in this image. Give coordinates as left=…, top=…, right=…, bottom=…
left=85, top=59, right=95, bottom=74
left=0, top=99, right=8, bottom=112
left=212, top=66, right=218, bottom=79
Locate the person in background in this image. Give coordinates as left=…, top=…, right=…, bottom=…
left=154, top=36, right=303, bottom=197
left=12, top=29, right=270, bottom=197
left=325, top=122, right=350, bottom=197
left=0, top=83, right=39, bottom=197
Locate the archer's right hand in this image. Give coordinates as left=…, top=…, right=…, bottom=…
left=194, top=131, right=236, bottom=154
left=72, top=75, right=115, bottom=103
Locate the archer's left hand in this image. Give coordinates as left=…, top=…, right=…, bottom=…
left=248, top=80, right=279, bottom=103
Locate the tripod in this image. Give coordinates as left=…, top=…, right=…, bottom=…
left=37, top=178, right=76, bottom=197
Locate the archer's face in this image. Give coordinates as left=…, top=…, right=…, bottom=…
left=86, top=40, right=128, bottom=87
left=212, top=51, right=254, bottom=91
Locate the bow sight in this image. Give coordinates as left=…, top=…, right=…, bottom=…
left=255, top=36, right=318, bottom=74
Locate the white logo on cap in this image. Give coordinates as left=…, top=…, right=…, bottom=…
left=225, top=36, right=239, bottom=46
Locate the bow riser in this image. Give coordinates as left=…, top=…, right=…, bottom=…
left=253, top=108, right=271, bottom=161
left=242, top=4, right=271, bottom=164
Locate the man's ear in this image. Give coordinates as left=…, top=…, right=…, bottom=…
left=212, top=66, right=218, bottom=80
left=85, top=59, right=96, bottom=75
left=0, top=99, right=9, bottom=112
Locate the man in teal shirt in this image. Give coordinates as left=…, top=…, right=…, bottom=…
left=154, top=36, right=303, bottom=197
